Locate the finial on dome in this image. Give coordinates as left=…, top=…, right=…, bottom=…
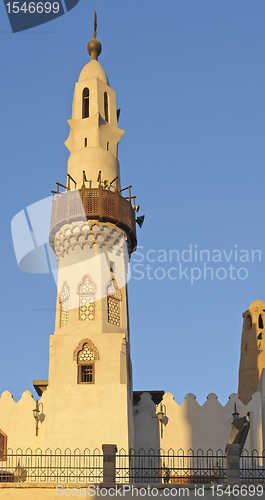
left=87, top=11, right=102, bottom=61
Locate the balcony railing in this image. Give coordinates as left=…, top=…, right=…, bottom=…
left=49, top=186, right=137, bottom=251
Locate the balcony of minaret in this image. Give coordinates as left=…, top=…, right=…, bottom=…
left=49, top=170, right=137, bottom=253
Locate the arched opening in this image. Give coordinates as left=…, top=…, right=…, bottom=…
left=73, top=339, right=99, bottom=385
left=258, top=332, right=262, bottom=340
left=0, top=430, right=7, bottom=461
left=104, top=92, right=109, bottom=122
left=82, top=88, right=89, bottom=118
left=259, top=314, right=263, bottom=329
left=245, top=314, right=252, bottom=330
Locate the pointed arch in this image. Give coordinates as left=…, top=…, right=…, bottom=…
left=60, top=282, right=70, bottom=328
left=77, top=275, right=97, bottom=321
left=107, top=277, right=122, bottom=326
left=259, top=314, right=263, bottom=329
left=82, top=88, right=89, bottom=119
left=245, top=314, right=252, bottom=330
left=73, top=339, right=100, bottom=361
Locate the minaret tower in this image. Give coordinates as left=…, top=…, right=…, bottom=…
left=238, top=299, right=265, bottom=404
left=42, top=15, right=137, bottom=451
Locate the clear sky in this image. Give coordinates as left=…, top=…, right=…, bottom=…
left=1, top=1, right=265, bottom=407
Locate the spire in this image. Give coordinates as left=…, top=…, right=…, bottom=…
left=87, top=11, right=102, bottom=61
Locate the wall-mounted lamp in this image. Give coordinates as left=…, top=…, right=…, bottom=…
left=157, top=404, right=166, bottom=438
left=33, top=400, right=44, bottom=436
left=232, top=403, right=239, bottom=421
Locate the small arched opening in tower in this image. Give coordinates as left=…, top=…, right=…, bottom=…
left=0, top=430, right=7, bottom=461
left=104, top=92, right=109, bottom=122
left=245, top=314, right=252, bottom=330
left=259, top=314, right=263, bottom=329
left=82, top=88, right=89, bottom=118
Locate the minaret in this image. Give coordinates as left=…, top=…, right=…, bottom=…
left=43, top=15, right=137, bottom=451
left=238, top=299, right=265, bottom=404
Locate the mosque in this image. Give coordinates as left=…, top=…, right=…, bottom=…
left=1, top=15, right=265, bottom=475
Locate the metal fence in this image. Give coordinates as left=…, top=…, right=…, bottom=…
left=240, top=449, right=265, bottom=483
left=116, top=448, right=226, bottom=484
left=3, top=447, right=265, bottom=484
left=0, top=448, right=103, bottom=483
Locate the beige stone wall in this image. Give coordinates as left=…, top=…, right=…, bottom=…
left=0, top=390, right=46, bottom=452
left=134, top=391, right=263, bottom=454
left=1, top=483, right=265, bottom=499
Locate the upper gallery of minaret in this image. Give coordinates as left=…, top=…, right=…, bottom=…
left=49, top=13, right=138, bottom=254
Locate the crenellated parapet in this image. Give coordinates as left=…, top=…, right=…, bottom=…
left=134, top=391, right=263, bottom=454
left=0, top=391, right=46, bottom=451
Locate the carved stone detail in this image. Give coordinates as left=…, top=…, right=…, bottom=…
left=53, top=220, right=131, bottom=261
left=73, top=339, right=100, bottom=362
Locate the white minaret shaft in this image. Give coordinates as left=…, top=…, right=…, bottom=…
left=45, top=17, right=136, bottom=452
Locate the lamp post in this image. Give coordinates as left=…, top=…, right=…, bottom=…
left=33, top=400, right=40, bottom=436
left=157, top=404, right=166, bottom=438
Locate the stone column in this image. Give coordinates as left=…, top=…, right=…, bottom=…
left=225, top=444, right=241, bottom=484
left=102, top=444, right=117, bottom=483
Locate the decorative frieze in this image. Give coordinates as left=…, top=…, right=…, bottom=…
left=54, top=220, right=131, bottom=261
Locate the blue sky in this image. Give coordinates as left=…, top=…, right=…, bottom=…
left=1, top=1, right=265, bottom=407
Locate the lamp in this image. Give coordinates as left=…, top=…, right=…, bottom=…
left=157, top=404, right=166, bottom=438
left=232, top=403, right=239, bottom=421
left=33, top=400, right=41, bottom=436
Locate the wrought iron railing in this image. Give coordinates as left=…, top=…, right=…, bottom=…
left=0, top=448, right=103, bottom=483
left=4, top=447, right=265, bottom=485
left=240, top=449, right=265, bottom=483
left=116, top=448, right=226, bottom=484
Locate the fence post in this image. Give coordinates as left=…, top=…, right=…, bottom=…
left=102, top=444, right=117, bottom=483
left=225, top=444, right=241, bottom=484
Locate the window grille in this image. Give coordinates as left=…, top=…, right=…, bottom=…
left=107, top=278, right=122, bottom=326
left=77, top=343, right=97, bottom=384
left=77, top=275, right=96, bottom=321
left=60, top=282, right=70, bottom=328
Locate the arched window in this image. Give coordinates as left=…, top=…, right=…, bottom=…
left=0, top=430, right=7, bottom=461
left=104, top=92, right=109, bottom=122
left=107, top=278, right=122, bottom=326
left=259, top=314, right=263, bottom=329
left=73, top=339, right=100, bottom=384
left=258, top=332, right=262, bottom=340
left=82, top=88, right=89, bottom=119
left=77, top=275, right=96, bottom=321
left=245, top=314, right=252, bottom=330
left=60, top=282, right=70, bottom=328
